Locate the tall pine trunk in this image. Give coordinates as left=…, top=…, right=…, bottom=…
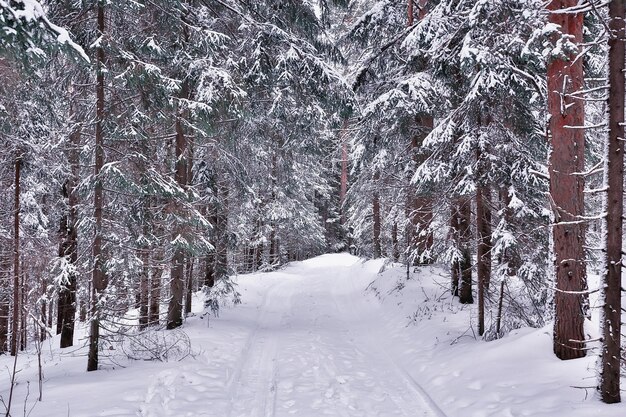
left=167, top=82, right=189, bottom=330
left=450, top=204, right=460, bottom=297
left=10, top=156, right=21, bottom=356
left=88, top=1, right=107, bottom=371
left=19, top=267, right=26, bottom=351
left=138, top=242, right=149, bottom=330
left=185, top=258, right=194, bottom=316
left=599, top=0, right=625, bottom=403
left=547, top=0, right=587, bottom=361
left=476, top=181, right=492, bottom=336
left=57, top=120, right=80, bottom=348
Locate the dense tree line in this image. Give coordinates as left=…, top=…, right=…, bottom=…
left=0, top=0, right=624, bottom=405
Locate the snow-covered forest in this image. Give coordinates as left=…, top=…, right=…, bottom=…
left=1, top=0, right=626, bottom=415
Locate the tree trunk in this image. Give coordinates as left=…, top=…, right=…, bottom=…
left=49, top=298, right=55, bottom=327
left=269, top=228, right=278, bottom=266
left=88, top=1, right=107, bottom=371
left=599, top=0, right=624, bottom=403
left=547, top=0, right=587, bottom=361
left=340, top=133, right=348, bottom=226
left=417, top=0, right=428, bottom=20
left=138, top=246, right=149, bottom=330
left=167, top=85, right=189, bottom=329
left=40, top=275, right=47, bottom=341
left=19, top=267, right=26, bottom=351
left=204, top=251, right=215, bottom=288
left=0, top=247, right=10, bottom=352
left=185, top=258, right=194, bottom=316
left=476, top=182, right=492, bottom=336
left=11, top=156, right=21, bottom=357
left=495, top=279, right=506, bottom=337
left=391, top=221, right=400, bottom=261
left=185, top=137, right=195, bottom=313
left=451, top=197, right=472, bottom=304
left=148, top=253, right=163, bottom=326
left=372, top=172, right=382, bottom=258
left=450, top=204, right=460, bottom=297
left=57, top=121, right=80, bottom=348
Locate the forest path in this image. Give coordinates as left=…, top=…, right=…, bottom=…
left=205, top=254, right=445, bottom=417
left=137, top=253, right=446, bottom=417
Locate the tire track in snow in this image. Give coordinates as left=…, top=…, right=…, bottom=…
left=284, top=274, right=431, bottom=417
left=226, top=280, right=289, bottom=417
left=332, top=271, right=449, bottom=417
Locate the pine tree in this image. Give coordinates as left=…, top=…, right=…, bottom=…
left=599, top=0, right=624, bottom=403
left=547, top=0, right=587, bottom=361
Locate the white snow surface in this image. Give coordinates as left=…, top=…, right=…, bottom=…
left=1, top=253, right=624, bottom=416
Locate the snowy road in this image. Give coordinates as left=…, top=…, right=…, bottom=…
left=219, top=255, right=444, bottom=417
left=139, top=254, right=446, bottom=417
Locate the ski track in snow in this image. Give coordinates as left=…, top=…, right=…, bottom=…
left=139, top=255, right=445, bottom=417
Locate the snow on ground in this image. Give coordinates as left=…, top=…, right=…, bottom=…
left=0, top=253, right=624, bottom=416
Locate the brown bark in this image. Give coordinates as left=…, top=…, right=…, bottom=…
left=599, top=0, right=624, bottom=403
left=88, top=2, right=107, bottom=371
left=167, top=83, right=189, bottom=330
left=476, top=182, right=492, bottom=336
left=184, top=258, right=194, bottom=316
left=495, top=279, right=506, bottom=337
left=547, top=0, right=587, bottom=361
left=451, top=197, right=472, bottom=304
left=417, top=0, right=428, bottom=20
left=11, top=157, right=21, bottom=356
left=449, top=204, right=459, bottom=297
